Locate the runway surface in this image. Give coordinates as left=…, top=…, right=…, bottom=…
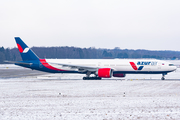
left=0, top=64, right=180, bottom=119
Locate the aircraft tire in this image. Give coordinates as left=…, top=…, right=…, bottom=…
left=83, top=77, right=102, bottom=80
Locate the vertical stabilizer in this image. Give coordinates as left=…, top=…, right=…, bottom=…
left=15, top=37, right=39, bottom=61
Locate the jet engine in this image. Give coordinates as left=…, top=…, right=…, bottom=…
left=97, top=68, right=113, bottom=78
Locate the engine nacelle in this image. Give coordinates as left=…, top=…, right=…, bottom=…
left=97, top=68, right=113, bottom=78
left=113, top=73, right=126, bottom=77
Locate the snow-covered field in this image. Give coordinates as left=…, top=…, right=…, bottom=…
left=0, top=63, right=180, bottom=119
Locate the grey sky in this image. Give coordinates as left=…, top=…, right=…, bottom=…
left=0, top=0, right=180, bottom=51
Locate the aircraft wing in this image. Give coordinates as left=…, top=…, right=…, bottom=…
left=48, top=62, right=98, bottom=72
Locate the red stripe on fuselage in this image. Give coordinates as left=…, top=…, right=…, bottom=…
left=17, top=44, right=23, bottom=53
left=40, top=59, right=66, bottom=71
left=130, top=62, right=138, bottom=70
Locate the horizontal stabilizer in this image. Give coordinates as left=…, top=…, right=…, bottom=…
left=4, top=61, right=33, bottom=65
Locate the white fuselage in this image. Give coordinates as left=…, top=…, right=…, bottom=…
left=45, top=59, right=176, bottom=74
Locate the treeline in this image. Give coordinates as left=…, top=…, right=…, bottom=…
left=0, top=46, right=180, bottom=63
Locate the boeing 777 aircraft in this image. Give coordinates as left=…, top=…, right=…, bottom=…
left=10, top=37, right=177, bottom=80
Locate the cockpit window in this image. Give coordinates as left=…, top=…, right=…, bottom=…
left=169, top=64, right=174, bottom=66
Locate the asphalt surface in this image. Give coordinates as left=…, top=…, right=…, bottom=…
left=0, top=68, right=47, bottom=79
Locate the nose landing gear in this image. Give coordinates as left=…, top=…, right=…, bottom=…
left=161, top=73, right=167, bottom=80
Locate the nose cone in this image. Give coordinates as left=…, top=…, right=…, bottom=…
left=172, top=66, right=177, bottom=71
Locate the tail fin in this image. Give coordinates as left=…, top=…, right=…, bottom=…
left=15, top=37, right=39, bottom=61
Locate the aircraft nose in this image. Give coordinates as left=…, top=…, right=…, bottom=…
left=173, top=66, right=177, bottom=71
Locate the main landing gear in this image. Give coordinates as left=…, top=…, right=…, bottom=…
left=161, top=73, right=167, bottom=80
left=83, top=77, right=102, bottom=80
left=83, top=72, right=102, bottom=80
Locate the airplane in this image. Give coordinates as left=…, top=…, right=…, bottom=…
left=10, top=37, right=177, bottom=80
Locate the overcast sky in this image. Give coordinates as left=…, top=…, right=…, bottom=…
left=0, top=0, right=180, bottom=51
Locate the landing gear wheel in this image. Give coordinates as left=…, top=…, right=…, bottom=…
left=83, top=77, right=102, bottom=80
left=161, top=73, right=167, bottom=80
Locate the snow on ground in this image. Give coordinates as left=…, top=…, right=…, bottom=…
left=0, top=62, right=180, bottom=120
left=0, top=79, right=180, bottom=120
